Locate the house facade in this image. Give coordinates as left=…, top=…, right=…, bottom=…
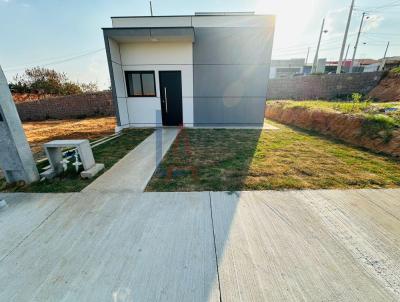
left=103, top=12, right=275, bottom=128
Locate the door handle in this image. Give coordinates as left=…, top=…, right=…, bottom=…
left=164, top=87, right=168, bottom=113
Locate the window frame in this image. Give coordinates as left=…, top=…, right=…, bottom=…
left=125, top=71, right=157, bottom=98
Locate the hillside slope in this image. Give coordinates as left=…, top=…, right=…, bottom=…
left=368, top=71, right=400, bottom=102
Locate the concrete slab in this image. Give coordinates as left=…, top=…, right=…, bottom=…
left=83, top=128, right=179, bottom=193
left=0, top=192, right=219, bottom=302
left=0, top=193, right=73, bottom=261
left=0, top=189, right=399, bottom=301
left=211, top=190, right=400, bottom=301
left=193, top=120, right=279, bottom=130
left=262, top=120, right=279, bottom=130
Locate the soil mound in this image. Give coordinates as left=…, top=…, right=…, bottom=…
left=266, top=104, right=400, bottom=157
left=368, top=72, right=400, bottom=102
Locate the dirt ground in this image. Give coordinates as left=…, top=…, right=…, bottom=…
left=22, top=117, right=116, bottom=159
left=368, top=71, right=400, bottom=101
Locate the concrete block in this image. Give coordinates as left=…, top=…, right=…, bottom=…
left=80, top=163, right=105, bottom=179
left=44, top=139, right=97, bottom=178
left=40, top=169, right=57, bottom=180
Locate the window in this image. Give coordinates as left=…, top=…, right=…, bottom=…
left=125, top=71, right=156, bottom=97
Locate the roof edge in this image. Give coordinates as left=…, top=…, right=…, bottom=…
left=110, top=14, right=275, bottom=19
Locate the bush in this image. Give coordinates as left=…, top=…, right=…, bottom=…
left=351, top=92, right=363, bottom=103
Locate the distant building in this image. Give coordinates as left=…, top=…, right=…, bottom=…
left=325, top=59, right=379, bottom=73
left=269, top=58, right=326, bottom=78
left=364, top=63, right=381, bottom=72
left=270, top=58, right=305, bottom=78
left=381, top=56, right=400, bottom=71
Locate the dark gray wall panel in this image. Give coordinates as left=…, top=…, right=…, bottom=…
left=194, top=98, right=265, bottom=125
left=192, top=25, right=273, bottom=126
left=193, top=65, right=268, bottom=97
left=193, top=27, right=273, bottom=65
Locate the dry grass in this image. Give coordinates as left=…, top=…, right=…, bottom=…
left=22, top=117, right=116, bottom=159
left=146, top=121, right=400, bottom=191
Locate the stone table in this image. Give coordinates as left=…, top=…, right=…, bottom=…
left=42, top=139, right=104, bottom=179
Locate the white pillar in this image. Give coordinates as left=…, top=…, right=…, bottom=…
left=0, top=66, right=39, bottom=184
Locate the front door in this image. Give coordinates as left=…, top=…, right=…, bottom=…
left=159, top=71, right=183, bottom=126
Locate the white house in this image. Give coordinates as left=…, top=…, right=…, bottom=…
left=102, top=12, right=275, bottom=128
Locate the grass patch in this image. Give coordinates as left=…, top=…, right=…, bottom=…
left=391, top=66, right=400, bottom=74
left=0, top=128, right=153, bottom=193
left=146, top=121, right=400, bottom=191
left=362, top=114, right=398, bottom=142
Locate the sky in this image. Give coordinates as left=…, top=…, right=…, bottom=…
left=1, top=0, right=399, bottom=89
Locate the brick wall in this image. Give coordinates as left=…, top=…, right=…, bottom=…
left=16, top=91, right=115, bottom=121
left=268, top=72, right=384, bottom=100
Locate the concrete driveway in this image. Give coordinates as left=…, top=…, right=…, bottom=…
left=0, top=189, right=399, bottom=301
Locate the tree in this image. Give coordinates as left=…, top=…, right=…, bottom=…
left=9, top=67, right=99, bottom=95
left=79, top=82, right=99, bottom=93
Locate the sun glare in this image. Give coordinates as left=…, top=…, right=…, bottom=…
left=256, top=0, right=318, bottom=54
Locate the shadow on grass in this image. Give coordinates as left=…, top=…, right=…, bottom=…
left=146, top=121, right=400, bottom=191
left=146, top=128, right=263, bottom=192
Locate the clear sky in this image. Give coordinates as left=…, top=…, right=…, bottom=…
left=1, top=0, right=399, bottom=89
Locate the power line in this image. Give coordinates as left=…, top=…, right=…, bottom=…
left=273, top=34, right=355, bottom=52
left=3, top=48, right=105, bottom=72
left=273, top=45, right=343, bottom=57
left=363, top=32, right=400, bottom=36
left=354, top=0, right=400, bottom=11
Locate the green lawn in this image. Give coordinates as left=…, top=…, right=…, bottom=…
left=0, top=129, right=153, bottom=193
left=146, top=121, right=400, bottom=191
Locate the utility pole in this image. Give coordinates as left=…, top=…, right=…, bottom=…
left=344, top=43, right=351, bottom=62
left=312, top=18, right=326, bottom=74
left=350, top=12, right=367, bottom=73
left=337, top=0, right=355, bottom=74
left=149, top=1, right=153, bottom=16
left=343, top=43, right=350, bottom=72
left=305, top=47, right=310, bottom=65
left=380, top=41, right=390, bottom=71
left=303, top=47, right=310, bottom=72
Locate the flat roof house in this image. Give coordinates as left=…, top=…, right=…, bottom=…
left=102, top=12, right=275, bottom=128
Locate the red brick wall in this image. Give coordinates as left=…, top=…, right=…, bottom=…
left=16, top=91, right=115, bottom=121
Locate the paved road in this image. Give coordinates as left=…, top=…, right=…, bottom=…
left=0, top=189, right=399, bottom=301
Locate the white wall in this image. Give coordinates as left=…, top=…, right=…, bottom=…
left=111, top=15, right=275, bottom=29
left=112, top=16, right=192, bottom=28
left=114, top=41, right=194, bottom=127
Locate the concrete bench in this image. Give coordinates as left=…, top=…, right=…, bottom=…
left=41, top=139, right=104, bottom=179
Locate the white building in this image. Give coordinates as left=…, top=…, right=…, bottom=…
left=102, top=12, right=275, bottom=128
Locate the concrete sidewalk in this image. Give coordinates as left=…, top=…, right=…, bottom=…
left=83, top=128, right=179, bottom=193
left=0, top=189, right=399, bottom=301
